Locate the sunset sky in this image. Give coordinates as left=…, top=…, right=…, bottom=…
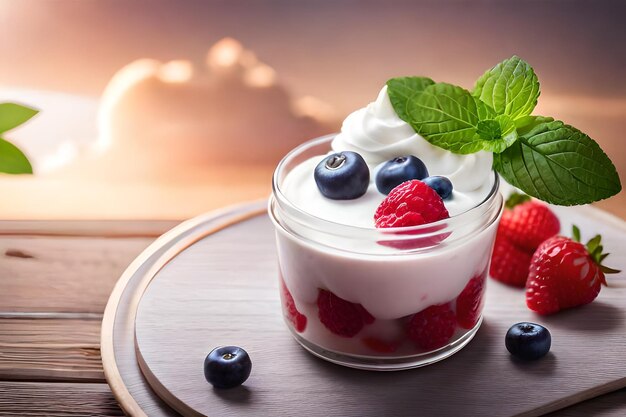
left=1, top=0, right=625, bottom=111
left=0, top=0, right=624, bottom=219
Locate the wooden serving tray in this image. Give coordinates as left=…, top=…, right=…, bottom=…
left=101, top=200, right=626, bottom=417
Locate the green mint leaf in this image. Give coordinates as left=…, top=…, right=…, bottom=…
left=475, top=114, right=518, bottom=153
left=514, top=115, right=554, bottom=132
left=406, top=82, right=496, bottom=154
left=473, top=56, right=540, bottom=120
left=386, top=77, right=435, bottom=122
left=476, top=120, right=501, bottom=141
left=493, top=119, right=622, bottom=205
left=0, top=137, right=33, bottom=174
left=0, top=103, right=39, bottom=134
left=492, top=114, right=518, bottom=152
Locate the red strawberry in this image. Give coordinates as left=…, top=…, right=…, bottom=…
left=490, top=193, right=559, bottom=287
left=280, top=279, right=307, bottom=332
left=317, top=289, right=375, bottom=337
left=374, top=180, right=449, bottom=228
left=499, top=193, right=560, bottom=252
left=407, top=303, right=457, bottom=350
left=489, top=235, right=533, bottom=287
left=526, top=226, right=620, bottom=315
left=456, top=270, right=488, bottom=329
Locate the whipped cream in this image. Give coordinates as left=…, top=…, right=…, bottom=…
left=332, top=86, right=493, bottom=192
left=282, top=86, right=495, bottom=228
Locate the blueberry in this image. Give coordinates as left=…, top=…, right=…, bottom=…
left=204, top=346, right=252, bottom=389
left=375, top=155, right=429, bottom=195
left=423, top=176, right=453, bottom=200
left=505, top=322, right=551, bottom=360
left=314, top=151, right=369, bottom=200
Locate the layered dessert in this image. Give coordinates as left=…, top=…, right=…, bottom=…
left=271, top=89, right=501, bottom=369
left=269, top=56, right=621, bottom=369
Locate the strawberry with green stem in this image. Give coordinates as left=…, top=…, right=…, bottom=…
left=526, top=225, right=620, bottom=315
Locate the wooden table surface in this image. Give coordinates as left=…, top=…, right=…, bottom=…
left=0, top=219, right=624, bottom=416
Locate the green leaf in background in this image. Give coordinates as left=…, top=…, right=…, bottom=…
left=473, top=56, right=540, bottom=120
left=0, top=103, right=38, bottom=134
left=386, top=77, right=434, bottom=122
left=0, top=137, right=33, bottom=174
left=405, top=82, right=495, bottom=154
left=493, top=119, right=622, bottom=205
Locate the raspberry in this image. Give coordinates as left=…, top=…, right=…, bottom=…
left=456, top=270, right=487, bottom=329
left=280, top=279, right=307, bottom=332
left=407, top=303, right=456, bottom=350
left=317, top=289, right=375, bottom=337
left=357, top=304, right=375, bottom=324
left=362, top=337, right=398, bottom=353
left=374, top=180, right=449, bottom=228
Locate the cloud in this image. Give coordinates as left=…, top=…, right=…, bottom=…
left=57, top=37, right=338, bottom=181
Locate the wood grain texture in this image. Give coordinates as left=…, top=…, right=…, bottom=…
left=102, top=203, right=266, bottom=417
left=0, top=381, right=123, bottom=416
left=0, top=235, right=153, bottom=313
left=126, top=206, right=626, bottom=417
left=0, top=220, right=179, bottom=237
left=550, top=389, right=626, bottom=417
left=0, top=318, right=103, bottom=382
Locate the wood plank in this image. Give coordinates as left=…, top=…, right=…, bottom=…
left=0, top=219, right=179, bottom=237
left=0, top=235, right=153, bottom=313
left=102, top=203, right=269, bottom=417
left=130, top=209, right=626, bottom=416
left=550, top=389, right=626, bottom=417
left=0, top=381, right=124, bottom=416
left=0, top=318, right=103, bottom=382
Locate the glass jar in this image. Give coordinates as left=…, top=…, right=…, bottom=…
left=269, top=134, right=503, bottom=370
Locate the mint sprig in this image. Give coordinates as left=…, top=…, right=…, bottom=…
left=388, top=81, right=519, bottom=154
left=405, top=82, right=493, bottom=154
left=386, top=56, right=622, bottom=205
left=493, top=119, right=621, bottom=205
left=386, top=77, right=434, bottom=122
left=477, top=114, right=518, bottom=153
left=0, top=102, right=37, bottom=174
left=473, top=55, right=540, bottom=119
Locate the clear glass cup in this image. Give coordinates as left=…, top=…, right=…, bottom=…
left=268, top=134, right=503, bottom=370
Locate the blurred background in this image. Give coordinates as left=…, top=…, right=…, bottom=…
left=0, top=0, right=624, bottom=219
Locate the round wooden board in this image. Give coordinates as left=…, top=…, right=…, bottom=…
left=102, top=201, right=626, bottom=417
left=101, top=201, right=268, bottom=417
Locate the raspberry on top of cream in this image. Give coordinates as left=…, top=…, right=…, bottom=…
left=332, top=86, right=493, bottom=193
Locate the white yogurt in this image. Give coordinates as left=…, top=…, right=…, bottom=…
left=271, top=85, right=503, bottom=360
left=282, top=86, right=494, bottom=228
